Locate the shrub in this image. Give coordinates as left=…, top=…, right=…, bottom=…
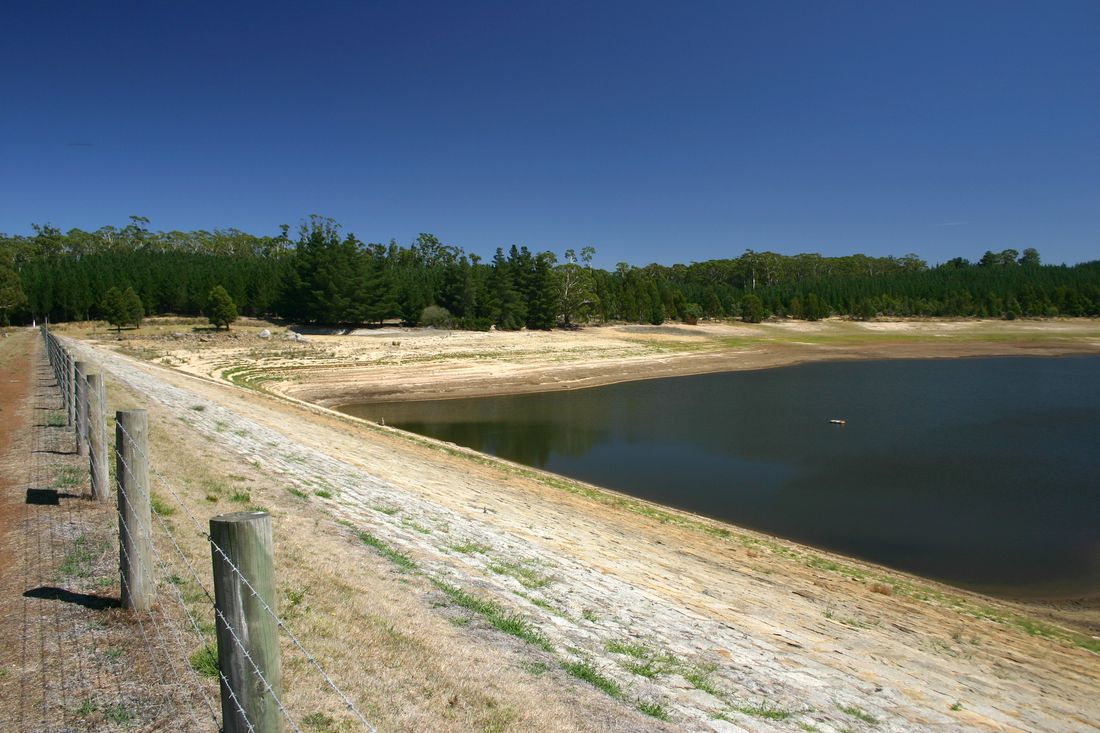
left=419, top=305, right=453, bottom=329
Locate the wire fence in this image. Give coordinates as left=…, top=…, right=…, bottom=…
left=41, top=326, right=377, bottom=733
left=17, top=331, right=163, bottom=731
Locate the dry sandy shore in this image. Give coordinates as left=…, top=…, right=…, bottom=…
left=123, top=318, right=1100, bottom=407
left=60, top=319, right=1100, bottom=732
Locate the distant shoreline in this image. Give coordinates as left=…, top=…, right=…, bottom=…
left=319, top=330, right=1100, bottom=408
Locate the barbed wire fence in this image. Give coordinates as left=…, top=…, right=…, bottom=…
left=41, top=325, right=377, bottom=733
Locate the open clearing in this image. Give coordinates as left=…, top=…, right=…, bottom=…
left=20, top=318, right=1100, bottom=731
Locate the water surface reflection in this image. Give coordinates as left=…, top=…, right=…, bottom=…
left=340, top=356, right=1100, bottom=599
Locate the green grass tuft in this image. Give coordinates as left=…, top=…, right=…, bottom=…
left=838, top=703, right=878, bottom=725
left=189, top=644, right=219, bottom=679
left=487, top=560, right=554, bottom=589
left=561, top=658, right=623, bottom=698
left=357, top=531, right=417, bottom=571
left=637, top=700, right=670, bottom=720
left=104, top=704, right=133, bottom=723
left=449, top=541, right=492, bottom=554
left=605, top=639, right=650, bottom=658
left=734, top=704, right=793, bottom=721
left=401, top=517, right=432, bottom=534
left=625, top=659, right=662, bottom=679
left=149, top=494, right=175, bottom=516
left=684, top=666, right=722, bottom=697
left=432, top=580, right=553, bottom=652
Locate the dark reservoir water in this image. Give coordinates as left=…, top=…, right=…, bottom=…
left=340, top=357, right=1100, bottom=599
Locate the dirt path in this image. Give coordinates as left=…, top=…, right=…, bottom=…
left=57, top=332, right=1100, bottom=732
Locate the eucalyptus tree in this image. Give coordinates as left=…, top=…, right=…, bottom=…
left=555, top=247, right=598, bottom=327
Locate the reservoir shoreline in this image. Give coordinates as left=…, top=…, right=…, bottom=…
left=337, top=357, right=1100, bottom=606
left=61, top=318, right=1100, bottom=731
left=304, top=323, right=1100, bottom=408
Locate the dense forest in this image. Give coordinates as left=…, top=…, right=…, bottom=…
left=1, top=215, right=1098, bottom=328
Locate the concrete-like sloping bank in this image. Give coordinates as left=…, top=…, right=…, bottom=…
left=67, top=334, right=1100, bottom=733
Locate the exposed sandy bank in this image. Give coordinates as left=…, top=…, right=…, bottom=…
left=94, top=317, right=1100, bottom=408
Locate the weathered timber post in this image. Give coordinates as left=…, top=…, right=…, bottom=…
left=86, top=373, right=109, bottom=501
left=44, top=328, right=55, bottom=378
left=210, top=511, right=283, bottom=733
left=116, top=410, right=153, bottom=611
left=74, top=360, right=89, bottom=456
left=65, top=352, right=75, bottom=427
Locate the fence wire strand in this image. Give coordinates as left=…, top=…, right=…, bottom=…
left=49, top=330, right=377, bottom=733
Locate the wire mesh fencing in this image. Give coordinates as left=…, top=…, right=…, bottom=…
left=41, top=326, right=377, bottom=733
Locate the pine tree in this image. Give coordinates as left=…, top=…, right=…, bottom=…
left=123, top=286, right=145, bottom=328
left=0, top=265, right=27, bottom=325
left=208, top=285, right=238, bottom=330
left=101, top=286, right=128, bottom=332
left=487, top=248, right=526, bottom=329
left=526, top=252, right=557, bottom=329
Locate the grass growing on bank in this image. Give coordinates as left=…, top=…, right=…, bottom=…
left=561, top=658, right=623, bottom=698
left=432, top=579, right=553, bottom=652
left=838, top=703, right=879, bottom=725
left=357, top=531, right=418, bottom=572
left=636, top=700, right=671, bottom=720
left=487, top=559, right=555, bottom=590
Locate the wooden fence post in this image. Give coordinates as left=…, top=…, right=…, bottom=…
left=86, top=373, right=109, bottom=501
left=116, top=410, right=153, bottom=611
left=65, top=352, right=75, bottom=427
left=74, top=360, right=89, bottom=456
left=210, top=511, right=283, bottom=733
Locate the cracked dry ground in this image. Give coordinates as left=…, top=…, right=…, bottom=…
left=24, top=332, right=1100, bottom=732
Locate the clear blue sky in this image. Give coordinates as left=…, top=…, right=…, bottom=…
left=2, top=1, right=1097, bottom=267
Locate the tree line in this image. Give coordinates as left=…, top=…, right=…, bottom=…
left=2, top=215, right=1098, bottom=328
